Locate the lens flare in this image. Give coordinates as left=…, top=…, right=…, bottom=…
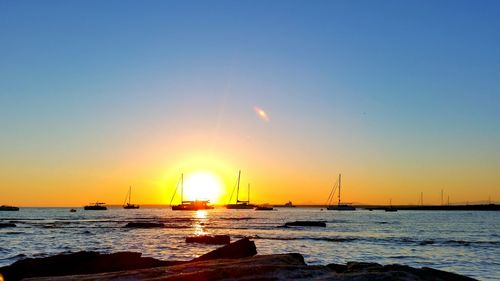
left=254, top=106, right=270, bottom=122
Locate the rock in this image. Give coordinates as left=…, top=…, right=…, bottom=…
left=0, top=251, right=173, bottom=281
left=0, top=223, right=16, bottom=228
left=323, top=261, right=477, bottom=281
left=284, top=221, right=326, bottom=227
left=2, top=240, right=478, bottom=281
left=346, top=261, right=383, bottom=271
left=186, top=235, right=230, bottom=245
left=26, top=253, right=477, bottom=281
left=125, top=222, right=164, bottom=228
left=192, top=237, right=257, bottom=261
left=326, top=263, right=347, bottom=273
left=27, top=254, right=312, bottom=281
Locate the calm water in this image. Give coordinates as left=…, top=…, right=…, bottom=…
left=1, top=207, right=498, bottom=280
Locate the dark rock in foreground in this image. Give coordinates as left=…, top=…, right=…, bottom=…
left=0, top=238, right=256, bottom=281
left=325, top=261, right=477, bottom=281
left=125, top=222, right=165, bottom=228
left=186, top=234, right=231, bottom=245
left=0, top=223, right=16, bottom=228
left=0, top=251, right=173, bottom=281
left=192, top=237, right=257, bottom=261
left=284, top=220, right=326, bottom=227
left=27, top=253, right=477, bottom=281
left=0, top=238, right=476, bottom=281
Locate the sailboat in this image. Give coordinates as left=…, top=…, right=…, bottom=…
left=123, top=186, right=140, bottom=209
left=0, top=205, right=19, bottom=211
left=171, top=173, right=214, bottom=211
left=226, top=170, right=254, bottom=209
left=385, top=199, right=397, bottom=212
left=326, top=174, right=356, bottom=211
left=84, top=202, right=107, bottom=210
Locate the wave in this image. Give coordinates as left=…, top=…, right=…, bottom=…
left=219, top=217, right=256, bottom=221
left=233, top=235, right=500, bottom=247
left=0, top=253, right=26, bottom=261
left=0, top=231, right=24, bottom=235
left=244, top=235, right=358, bottom=243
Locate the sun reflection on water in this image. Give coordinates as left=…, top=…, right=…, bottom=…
left=192, top=210, right=208, bottom=236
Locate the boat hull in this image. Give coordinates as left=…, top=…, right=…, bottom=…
left=326, top=205, right=356, bottom=211
left=0, top=205, right=19, bottom=211
left=225, top=203, right=254, bottom=209
left=172, top=201, right=214, bottom=211
left=84, top=206, right=107, bottom=210
left=172, top=205, right=214, bottom=211
left=255, top=206, right=274, bottom=211
left=123, top=204, right=140, bottom=209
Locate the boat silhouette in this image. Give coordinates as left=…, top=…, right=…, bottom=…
left=255, top=204, right=274, bottom=211
left=326, top=174, right=356, bottom=211
left=385, top=199, right=398, bottom=212
left=84, top=202, right=107, bottom=210
left=0, top=205, right=19, bottom=211
left=226, top=170, right=254, bottom=209
left=123, top=186, right=140, bottom=209
left=170, top=173, right=214, bottom=211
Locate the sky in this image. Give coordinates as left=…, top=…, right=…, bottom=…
left=0, top=0, right=499, bottom=206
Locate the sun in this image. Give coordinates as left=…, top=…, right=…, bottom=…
left=183, top=171, right=223, bottom=203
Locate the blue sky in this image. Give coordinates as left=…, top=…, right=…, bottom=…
left=1, top=0, right=499, bottom=205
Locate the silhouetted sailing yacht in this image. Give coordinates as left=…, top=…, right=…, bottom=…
left=123, top=186, right=139, bottom=209
left=84, top=202, right=107, bottom=210
left=326, top=174, right=356, bottom=211
left=0, top=205, right=19, bottom=211
left=226, top=170, right=254, bottom=209
left=385, top=199, right=397, bottom=212
left=171, top=173, right=214, bottom=211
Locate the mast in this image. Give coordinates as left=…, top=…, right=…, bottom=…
left=236, top=170, right=241, bottom=203
left=181, top=173, right=184, bottom=203
left=248, top=183, right=250, bottom=204
left=128, top=186, right=132, bottom=204
left=338, top=174, right=341, bottom=207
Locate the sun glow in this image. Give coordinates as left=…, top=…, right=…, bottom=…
left=183, top=171, right=223, bottom=203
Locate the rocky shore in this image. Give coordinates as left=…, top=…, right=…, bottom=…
left=0, top=238, right=476, bottom=281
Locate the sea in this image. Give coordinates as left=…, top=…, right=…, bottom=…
left=1, top=207, right=498, bottom=280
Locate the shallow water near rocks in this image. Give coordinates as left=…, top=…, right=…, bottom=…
left=1, top=208, right=498, bottom=280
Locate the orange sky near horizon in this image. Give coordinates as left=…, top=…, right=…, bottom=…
left=1, top=126, right=497, bottom=207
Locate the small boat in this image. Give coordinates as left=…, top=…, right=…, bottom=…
left=226, top=170, right=255, bottom=209
left=171, top=174, right=214, bottom=211
left=255, top=205, right=274, bottom=211
left=385, top=199, right=398, bottom=212
left=69, top=208, right=77, bottom=212
left=84, top=202, right=107, bottom=210
left=283, top=201, right=296, bottom=207
left=0, top=205, right=19, bottom=211
left=326, top=174, right=356, bottom=211
left=123, top=186, right=140, bottom=209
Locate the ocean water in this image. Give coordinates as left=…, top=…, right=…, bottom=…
left=0, top=207, right=498, bottom=280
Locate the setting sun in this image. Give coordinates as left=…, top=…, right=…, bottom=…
left=183, top=171, right=223, bottom=203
